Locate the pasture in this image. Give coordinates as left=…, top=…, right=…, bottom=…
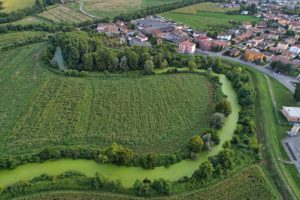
left=161, top=11, right=259, bottom=32
left=38, top=5, right=92, bottom=24
left=1, top=0, right=35, bottom=13
left=0, top=43, right=218, bottom=156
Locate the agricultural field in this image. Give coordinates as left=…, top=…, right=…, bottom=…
left=0, top=31, right=50, bottom=47
left=17, top=166, right=276, bottom=200
left=161, top=3, right=259, bottom=32
left=0, top=0, right=35, bottom=13
left=172, top=2, right=239, bottom=15
left=38, top=5, right=92, bottom=24
left=0, top=43, right=218, bottom=156
left=79, top=0, right=180, bottom=18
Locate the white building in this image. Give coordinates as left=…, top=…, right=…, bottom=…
left=217, top=34, right=232, bottom=41
left=288, top=124, right=300, bottom=136
left=282, top=106, right=300, bottom=123
left=289, top=45, right=300, bottom=54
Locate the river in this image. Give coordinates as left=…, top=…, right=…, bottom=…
left=0, top=74, right=240, bottom=188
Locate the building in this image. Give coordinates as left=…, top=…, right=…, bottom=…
left=287, top=124, right=300, bottom=136
left=282, top=106, right=300, bottom=123
left=136, top=33, right=148, bottom=42
left=178, top=40, right=196, bottom=54
left=243, top=21, right=252, bottom=30
left=289, top=45, right=300, bottom=54
left=217, top=34, right=232, bottom=41
left=244, top=49, right=265, bottom=62
left=277, top=42, right=289, bottom=51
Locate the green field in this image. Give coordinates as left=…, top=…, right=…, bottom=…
left=0, top=31, right=49, bottom=47
left=172, top=2, right=239, bottom=14
left=0, top=43, right=218, bottom=156
left=1, top=0, right=35, bottom=13
left=161, top=5, right=259, bottom=32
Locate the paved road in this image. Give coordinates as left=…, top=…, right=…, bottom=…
left=196, top=49, right=298, bottom=93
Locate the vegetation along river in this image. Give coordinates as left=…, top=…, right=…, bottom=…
left=0, top=74, right=241, bottom=188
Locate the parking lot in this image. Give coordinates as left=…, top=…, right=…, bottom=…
left=283, top=136, right=300, bottom=174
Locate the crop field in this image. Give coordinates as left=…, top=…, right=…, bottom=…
left=1, top=0, right=35, bottom=13
left=172, top=2, right=239, bottom=15
left=0, top=31, right=49, bottom=47
left=38, top=5, right=92, bottom=24
left=0, top=43, right=217, bottom=156
left=79, top=0, right=180, bottom=18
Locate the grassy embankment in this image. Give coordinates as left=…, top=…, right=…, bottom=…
left=249, top=68, right=300, bottom=200
left=14, top=166, right=277, bottom=200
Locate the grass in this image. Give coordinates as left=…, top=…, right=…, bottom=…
left=172, top=2, right=239, bottom=15
left=161, top=8, right=259, bottom=32
left=0, top=31, right=50, bottom=47
left=0, top=43, right=218, bottom=156
left=8, top=16, right=52, bottom=26
left=247, top=67, right=300, bottom=200
left=1, top=0, right=35, bottom=13
left=38, top=5, right=92, bottom=24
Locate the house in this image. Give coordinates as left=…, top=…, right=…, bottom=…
left=286, top=37, right=297, bottom=46
left=282, top=106, right=300, bottom=123
left=282, top=50, right=296, bottom=59
left=97, top=23, right=119, bottom=36
left=217, top=34, right=232, bottom=41
left=178, top=40, right=196, bottom=54
left=228, top=48, right=241, bottom=57
left=199, top=40, right=213, bottom=50
left=244, top=49, right=266, bottom=62
left=267, top=33, right=280, bottom=40
left=289, top=45, right=300, bottom=54
left=212, top=40, right=230, bottom=50
left=277, top=42, right=289, bottom=51
left=242, top=21, right=252, bottom=30
left=263, top=51, right=274, bottom=61
left=289, top=22, right=300, bottom=31
left=251, top=37, right=264, bottom=46
left=136, top=33, right=148, bottom=42
left=287, top=124, right=300, bottom=136
left=271, top=55, right=292, bottom=65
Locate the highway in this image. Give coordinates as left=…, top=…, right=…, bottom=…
left=196, top=49, right=298, bottom=93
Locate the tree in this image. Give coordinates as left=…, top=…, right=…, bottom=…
left=161, top=60, right=168, bottom=68
left=210, top=113, right=225, bottom=129
left=193, top=160, right=214, bottom=180
left=143, top=60, right=154, bottom=75
left=294, top=82, right=300, bottom=101
left=104, top=143, right=133, bottom=165
left=119, top=56, right=128, bottom=71
left=217, top=149, right=234, bottom=171
left=215, top=99, right=232, bottom=116
left=151, top=179, right=172, bottom=195
left=188, top=60, right=197, bottom=71
left=188, top=135, right=204, bottom=153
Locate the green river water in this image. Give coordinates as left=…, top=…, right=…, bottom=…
left=0, top=74, right=240, bottom=188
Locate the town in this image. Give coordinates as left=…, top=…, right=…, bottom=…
left=96, top=0, right=300, bottom=80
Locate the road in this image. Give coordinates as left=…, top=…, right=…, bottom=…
left=196, top=49, right=298, bottom=93
left=79, top=1, right=98, bottom=19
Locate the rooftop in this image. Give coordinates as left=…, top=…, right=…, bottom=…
left=282, top=106, right=300, bottom=117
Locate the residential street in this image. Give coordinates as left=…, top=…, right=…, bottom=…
left=196, top=49, right=298, bottom=93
